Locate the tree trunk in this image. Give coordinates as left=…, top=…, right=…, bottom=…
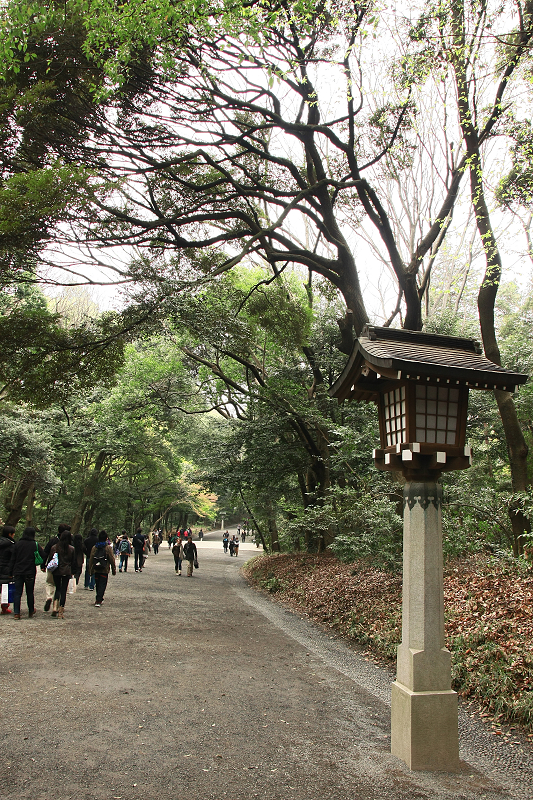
left=70, top=450, right=107, bottom=537
left=494, top=389, right=530, bottom=555
left=25, top=483, right=36, bottom=525
left=82, top=503, right=96, bottom=537
left=265, top=498, right=280, bottom=552
left=473, top=175, right=530, bottom=555
left=451, top=5, right=530, bottom=554
left=4, top=475, right=34, bottom=528
left=238, top=487, right=268, bottom=552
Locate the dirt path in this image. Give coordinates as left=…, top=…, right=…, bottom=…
left=1, top=529, right=532, bottom=800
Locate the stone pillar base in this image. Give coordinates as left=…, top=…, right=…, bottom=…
left=391, top=681, right=460, bottom=772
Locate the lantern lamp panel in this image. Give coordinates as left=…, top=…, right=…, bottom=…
left=413, top=384, right=460, bottom=446
left=384, top=385, right=407, bottom=446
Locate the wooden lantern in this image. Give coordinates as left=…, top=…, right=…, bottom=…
left=330, top=326, right=527, bottom=478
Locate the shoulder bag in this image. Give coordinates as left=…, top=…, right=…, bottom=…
left=34, top=542, right=44, bottom=566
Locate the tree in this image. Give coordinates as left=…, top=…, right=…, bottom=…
left=407, top=0, right=533, bottom=553
left=1, top=0, right=472, bottom=344
left=0, top=408, right=60, bottom=526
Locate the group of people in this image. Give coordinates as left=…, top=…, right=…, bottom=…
left=0, top=523, right=118, bottom=619
left=109, top=528, right=152, bottom=574
left=171, top=532, right=198, bottom=576
left=1, top=523, right=251, bottom=617
left=222, top=531, right=240, bottom=556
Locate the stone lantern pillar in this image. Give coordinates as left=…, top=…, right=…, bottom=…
left=392, top=481, right=458, bottom=769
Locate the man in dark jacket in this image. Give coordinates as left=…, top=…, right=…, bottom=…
left=183, top=533, right=198, bottom=578
left=132, top=528, right=145, bottom=572
left=88, top=531, right=116, bottom=607
left=8, top=527, right=45, bottom=619
left=0, top=525, right=16, bottom=614
left=83, top=528, right=98, bottom=590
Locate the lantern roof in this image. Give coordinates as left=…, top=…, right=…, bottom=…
left=330, top=325, right=528, bottom=403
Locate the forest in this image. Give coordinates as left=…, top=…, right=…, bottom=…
left=1, top=0, right=533, bottom=565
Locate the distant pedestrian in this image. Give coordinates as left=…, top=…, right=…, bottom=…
left=118, top=532, right=132, bottom=572
left=172, top=537, right=184, bottom=575
left=234, top=536, right=239, bottom=557
left=132, top=528, right=145, bottom=572
left=89, top=531, right=116, bottom=607
left=9, top=527, right=46, bottom=620
left=229, top=537, right=235, bottom=557
left=223, top=532, right=229, bottom=553
left=153, top=532, right=160, bottom=555
left=198, top=529, right=204, bottom=541
left=183, top=534, right=198, bottom=577
left=142, top=536, right=150, bottom=569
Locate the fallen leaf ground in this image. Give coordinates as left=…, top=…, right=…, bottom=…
left=243, top=551, right=533, bottom=735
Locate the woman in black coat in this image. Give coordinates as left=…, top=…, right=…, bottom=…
left=8, top=527, right=45, bottom=619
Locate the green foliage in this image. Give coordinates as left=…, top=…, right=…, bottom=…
left=0, top=305, right=125, bottom=406
left=0, top=164, right=100, bottom=248
left=497, top=119, right=533, bottom=209
left=13, top=337, right=217, bottom=536
left=0, top=409, right=59, bottom=492
left=0, top=0, right=321, bottom=93
left=326, top=483, right=403, bottom=568
left=261, top=575, right=283, bottom=593
left=450, top=628, right=533, bottom=728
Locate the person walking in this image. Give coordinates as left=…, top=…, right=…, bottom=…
left=9, top=527, right=46, bottom=619
left=152, top=532, right=160, bottom=555
left=118, top=532, right=132, bottom=572
left=42, top=525, right=64, bottom=611
left=223, top=532, right=229, bottom=554
left=46, top=530, right=76, bottom=619
left=88, top=531, right=116, bottom=607
left=141, top=536, right=150, bottom=570
left=132, top=528, right=145, bottom=572
left=72, top=533, right=84, bottom=586
left=0, top=525, right=16, bottom=614
left=83, top=528, right=98, bottom=591
left=183, top=533, right=198, bottom=577
left=172, top=536, right=184, bottom=575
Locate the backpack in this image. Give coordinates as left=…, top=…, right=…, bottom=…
left=93, top=546, right=108, bottom=573
left=119, top=539, right=130, bottom=553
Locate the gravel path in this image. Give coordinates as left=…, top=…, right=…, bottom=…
left=1, top=529, right=531, bottom=800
